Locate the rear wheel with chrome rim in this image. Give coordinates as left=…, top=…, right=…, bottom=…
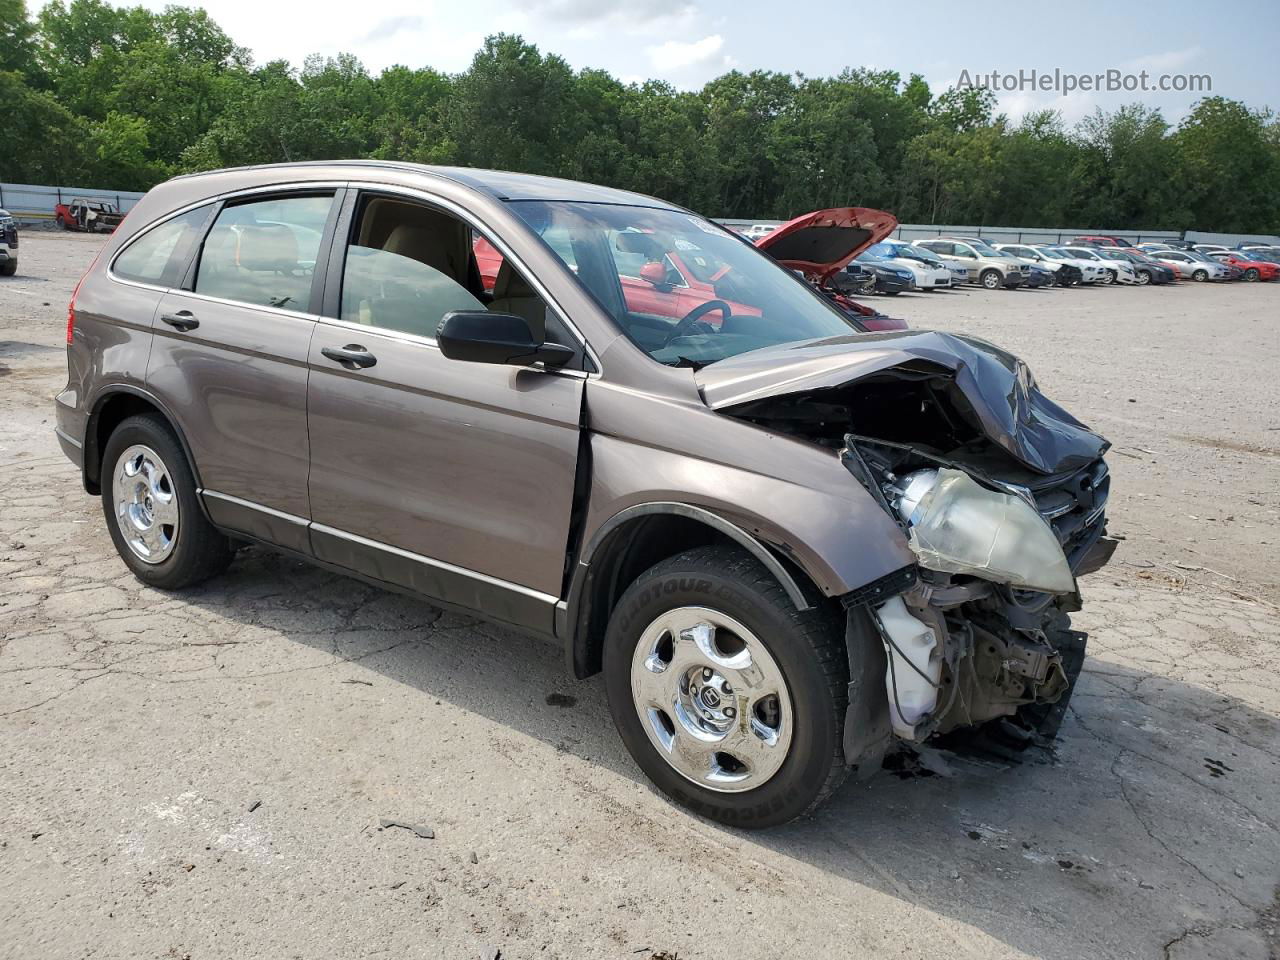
left=604, top=545, right=848, bottom=827
left=101, top=413, right=234, bottom=589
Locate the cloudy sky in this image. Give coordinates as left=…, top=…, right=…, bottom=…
left=129, top=0, right=1278, bottom=124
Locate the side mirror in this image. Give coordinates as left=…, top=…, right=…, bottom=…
left=438, top=311, right=575, bottom=368
left=638, top=260, right=673, bottom=292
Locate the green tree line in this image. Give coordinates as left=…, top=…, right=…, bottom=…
left=3, top=0, right=1279, bottom=231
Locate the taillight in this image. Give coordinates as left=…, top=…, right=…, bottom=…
left=67, top=244, right=106, bottom=345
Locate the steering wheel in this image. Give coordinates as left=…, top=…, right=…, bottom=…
left=659, top=299, right=732, bottom=348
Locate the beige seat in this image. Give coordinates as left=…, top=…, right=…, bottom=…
left=384, top=219, right=470, bottom=280
left=489, top=261, right=546, bottom=340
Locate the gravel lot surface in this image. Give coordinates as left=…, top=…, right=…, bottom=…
left=2, top=233, right=1278, bottom=960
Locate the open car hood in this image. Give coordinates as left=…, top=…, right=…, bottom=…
left=754, top=207, right=899, bottom=284
left=695, top=331, right=1108, bottom=475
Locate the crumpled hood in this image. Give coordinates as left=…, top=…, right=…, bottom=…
left=696, top=331, right=1108, bottom=475
left=755, top=207, right=899, bottom=284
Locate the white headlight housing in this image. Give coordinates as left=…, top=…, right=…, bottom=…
left=891, top=468, right=1076, bottom=594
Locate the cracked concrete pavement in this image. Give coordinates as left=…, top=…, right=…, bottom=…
left=2, top=233, right=1278, bottom=959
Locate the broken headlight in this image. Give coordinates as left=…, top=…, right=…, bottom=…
left=889, top=468, right=1075, bottom=594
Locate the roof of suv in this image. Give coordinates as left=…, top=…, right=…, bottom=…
left=169, top=160, right=681, bottom=210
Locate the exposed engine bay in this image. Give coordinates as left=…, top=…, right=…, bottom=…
left=712, top=331, right=1119, bottom=765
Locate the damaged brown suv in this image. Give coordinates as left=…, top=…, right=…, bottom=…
left=56, top=163, right=1115, bottom=827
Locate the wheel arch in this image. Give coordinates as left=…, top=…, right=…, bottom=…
left=559, top=502, right=821, bottom=680
left=84, top=386, right=204, bottom=501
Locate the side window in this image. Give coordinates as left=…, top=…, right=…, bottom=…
left=113, top=207, right=209, bottom=286
left=194, top=194, right=332, bottom=311
left=340, top=196, right=486, bottom=339
left=340, top=194, right=581, bottom=367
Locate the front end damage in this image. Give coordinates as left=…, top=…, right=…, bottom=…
left=702, top=331, right=1119, bottom=770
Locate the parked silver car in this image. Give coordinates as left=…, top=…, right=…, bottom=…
left=1150, top=250, right=1232, bottom=281
left=914, top=237, right=1026, bottom=289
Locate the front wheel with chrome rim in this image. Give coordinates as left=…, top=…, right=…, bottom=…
left=604, top=545, right=848, bottom=828
left=101, top=413, right=234, bottom=589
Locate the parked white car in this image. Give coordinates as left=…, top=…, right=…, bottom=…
left=1029, top=246, right=1111, bottom=284
left=1192, top=244, right=1229, bottom=255
left=864, top=241, right=953, bottom=290
left=1062, top=246, right=1140, bottom=284
left=1136, top=242, right=1174, bottom=253
left=1150, top=250, right=1232, bottom=281
left=745, top=224, right=777, bottom=240
left=996, top=244, right=1087, bottom=285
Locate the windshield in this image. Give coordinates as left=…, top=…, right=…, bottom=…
left=506, top=201, right=865, bottom=367
left=872, top=242, right=930, bottom=263
left=1098, top=249, right=1130, bottom=261
left=1067, top=249, right=1101, bottom=260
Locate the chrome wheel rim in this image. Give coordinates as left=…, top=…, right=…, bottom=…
left=630, top=606, right=793, bottom=793
left=982, top=273, right=999, bottom=289
left=113, top=444, right=179, bottom=564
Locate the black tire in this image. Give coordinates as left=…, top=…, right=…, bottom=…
left=101, top=413, right=234, bottom=589
left=1136, top=269, right=1151, bottom=285
left=1192, top=269, right=1208, bottom=282
left=603, top=545, right=848, bottom=828
left=1244, top=268, right=1259, bottom=281
left=56, top=214, right=68, bottom=230
left=0, top=260, right=15, bottom=277
left=979, top=269, right=1002, bottom=290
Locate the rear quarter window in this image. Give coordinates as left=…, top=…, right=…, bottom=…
left=112, top=207, right=210, bottom=286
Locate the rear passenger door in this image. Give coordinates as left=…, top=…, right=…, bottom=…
left=146, top=189, right=341, bottom=553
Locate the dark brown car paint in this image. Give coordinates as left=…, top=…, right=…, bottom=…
left=56, top=161, right=918, bottom=667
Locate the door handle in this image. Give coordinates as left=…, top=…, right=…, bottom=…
left=321, top=344, right=377, bottom=369
left=160, top=311, right=199, bottom=331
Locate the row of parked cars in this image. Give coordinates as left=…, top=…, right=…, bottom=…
left=733, top=217, right=1280, bottom=295
left=849, top=233, right=1280, bottom=293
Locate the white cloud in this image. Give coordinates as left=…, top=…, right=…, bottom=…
left=528, top=0, right=694, bottom=25
left=646, top=34, right=725, bottom=72
left=1122, top=47, right=1203, bottom=74
left=359, top=15, right=428, bottom=44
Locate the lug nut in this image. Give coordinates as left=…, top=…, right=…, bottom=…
left=702, top=668, right=713, bottom=681
left=725, top=707, right=736, bottom=718
left=722, top=683, right=732, bottom=695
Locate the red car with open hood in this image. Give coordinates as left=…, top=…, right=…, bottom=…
left=754, top=206, right=906, bottom=331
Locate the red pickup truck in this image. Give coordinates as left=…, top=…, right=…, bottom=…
left=54, top=199, right=124, bottom=233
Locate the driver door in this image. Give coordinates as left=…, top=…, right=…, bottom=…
left=305, top=189, right=587, bottom=634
